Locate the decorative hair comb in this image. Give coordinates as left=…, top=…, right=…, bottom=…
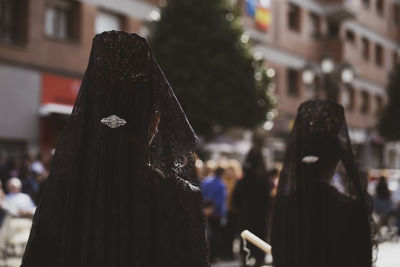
left=101, top=115, right=127, bottom=129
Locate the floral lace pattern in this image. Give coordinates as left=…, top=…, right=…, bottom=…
left=272, top=100, right=375, bottom=267
left=21, top=31, right=208, bottom=267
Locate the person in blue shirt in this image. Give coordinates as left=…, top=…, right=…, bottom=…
left=201, top=167, right=226, bottom=262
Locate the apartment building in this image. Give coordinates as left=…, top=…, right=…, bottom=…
left=0, top=0, right=158, bottom=155
left=242, top=0, right=400, bottom=169
left=1, top=0, right=399, bottom=169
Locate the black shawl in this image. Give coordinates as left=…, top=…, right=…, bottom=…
left=21, top=31, right=209, bottom=267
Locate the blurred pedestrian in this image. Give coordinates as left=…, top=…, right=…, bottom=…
left=391, top=179, right=400, bottom=238
left=5, top=157, right=19, bottom=189
left=188, top=153, right=203, bottom=186
left=21, top=32, right=209, bottom=267
left=267, top=168, right=280, bottom=199
left=232, top=147, right=271, bottom=267
left=0, top=152, right=7, bottom=193
left=19, top=152, right=39, bottom=199
left=1, top=177, right=36, bottom=217
left=0, top=181, right=5, bottom=226
left=30, top=153, right=45, bottom=175
left=271, top=100, right=373, bottom=267
left=204, top=160, right=217, bottom=179
left=221, top=159, right=242, bottom=260
left=32, top=168, right=49, bottom=205
left=266, top=167, right=280, bottom=242
left=202, top=167, right=227, bottom=262
left=373, top=176, right=394, bottom=226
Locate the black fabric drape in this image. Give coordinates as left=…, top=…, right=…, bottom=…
left=271, top=100, right=374, bottom=267
left=21, top=31, right=209, bottom=267
left=232, top=147, right=271, bottom=264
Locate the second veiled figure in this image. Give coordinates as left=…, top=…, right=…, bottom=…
left=271, top=100, right=374, bottom=267
left=20, top=31, right=209, bottom=267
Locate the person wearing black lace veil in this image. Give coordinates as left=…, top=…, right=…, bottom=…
left=21, top=31, right=209, bottom=267
left=271, top=100, right=374, bottom=267
left=232, top=147, right=271, bottom=267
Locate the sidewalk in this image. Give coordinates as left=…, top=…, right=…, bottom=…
left=212, top=241, right=400, bottom=267
left=1, top=241, right=399, bottom=267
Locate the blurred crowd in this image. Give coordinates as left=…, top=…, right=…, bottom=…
left=0, top=152, right=51, bottom=226
left=196, top=147, right=280, bottom=266
left=371, top=175, right=400, bottom=242
left=195, top=148, right=400, bottom=266
left=0, top=148, right=400, bottom=264
left=0, top=152, right=51, bottom=259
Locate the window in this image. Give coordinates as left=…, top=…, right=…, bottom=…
left=0, top=0, right=27, bottom=44
left=393, top=51, right=399, bottom=68
left=341, top=87, right=355, bottom=111
left=0, top=139, right=26, bottom=157
left=362, top=0, right=370, bottom=8
left=95, top=10, right=122, bottom=34
left=327, top=21, right=340, bottom=39
left=345, top=30, right=355, bottom=43
left=375, top=44, right=384, bottom=66
left=394, top=4, right=400, bottom=26
left=44, top=0, right=79, bottom=41
left=288, top=4, right=301, bottom=32
left=287, top=69, right=300, bottom=97
left=360, top=91, right=370, bottom=114
left=376, top=0, right=384, bottom=15
left=375, top=96, right=383, bottom=116
left=362, top=37, right=370, bottom=61
left=309, top=13, right=321, bottom=39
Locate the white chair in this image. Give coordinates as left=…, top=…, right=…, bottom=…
left=0, top=214, right=32, bottom=264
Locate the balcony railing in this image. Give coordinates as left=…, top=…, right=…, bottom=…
left=313, top=0, right=356, bottom=21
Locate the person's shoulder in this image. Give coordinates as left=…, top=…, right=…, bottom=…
left=3, top=194, right=12, bottom=201
left=147, top=165, right=201, bottom=194
left=174, top=177, right=204, bottom=208
left=146, top=164, right=166, bottom=189
left=175, top=176, right=201, bottom=193
left=146, top=164, right=165, bottom=179
left=217, top=178, right=226, bottom=187
left=201, top=176, right=214, bottom=186
left=203, top=176, right=214, bottom=182
left=17, top=192, right=33, bottom=201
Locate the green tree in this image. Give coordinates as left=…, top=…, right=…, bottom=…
left=150, top=0, right=274, bottom=137
left=378, top=62, right=400, bottom=141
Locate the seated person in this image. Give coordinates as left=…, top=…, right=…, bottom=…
left=1, top=177, right=36, bottom=217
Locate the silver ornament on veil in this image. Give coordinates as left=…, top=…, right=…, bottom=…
left=101, top=115, right=127, bottom=128
left=302, top=155, right=319, bottom=163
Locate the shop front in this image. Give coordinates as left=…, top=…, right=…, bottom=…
left=40, top=73, right=81, bottom=152
left=0, top=64, right=41, bottom=155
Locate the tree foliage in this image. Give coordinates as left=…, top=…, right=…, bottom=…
left=150, top=0, right=274, bottom=137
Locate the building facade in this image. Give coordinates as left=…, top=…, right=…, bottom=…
left=1, top=0, right=399, bottom=169
left=0, top=0, right=158, bottom=155
left=241, top=0, right=400, bottom=169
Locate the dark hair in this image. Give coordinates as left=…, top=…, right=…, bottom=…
left=215, top=167, right=224, bottom=177
left=268, top=168, right=279, bottom=178
left=376, top=176, right=391, bottom=200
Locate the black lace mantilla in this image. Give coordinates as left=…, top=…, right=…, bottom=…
left=92, top=31, right=199, bottom=179
left=20, top=31, right=209, bottom=267
left=272, top=100, right=375, bottom=267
